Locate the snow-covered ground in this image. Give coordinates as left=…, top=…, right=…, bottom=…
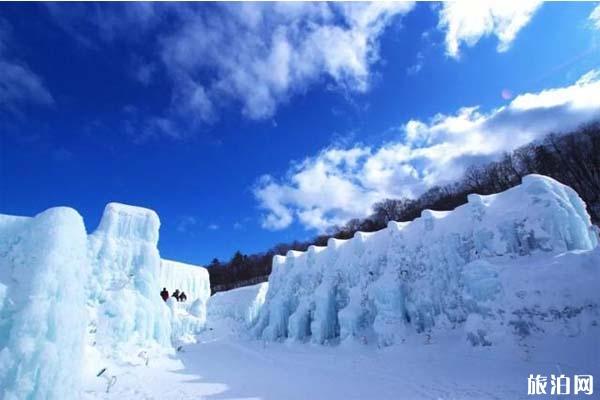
left=1, top=175, right=599, bottom=399
left=82, top=329, right=599, bottom=400
left=83, top=250, right=600, bottom=399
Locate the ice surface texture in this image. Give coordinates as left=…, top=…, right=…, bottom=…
left=88, top=203, right=172, bottom=354
left=0, top=202, right=211, bottom=399
left=208, top=282, right=269, bottom=326
left=1, top=174, right=598, bottom=399
left=159, top=259, right=210, bottom=312
left=160, top=259, right=210, bottom=343
left=0, top=208, right=89, bottom=400
left=252, top=175, right=599, bottom=345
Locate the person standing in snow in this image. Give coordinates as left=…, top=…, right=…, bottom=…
left=160, top=288, right=169, bottom=302
left=180, top=292, right=187, bottom=302
left=172, top=289, right=181, bottom=302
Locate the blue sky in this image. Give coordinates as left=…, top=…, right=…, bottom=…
left=1, top=2, right=600, bottom=265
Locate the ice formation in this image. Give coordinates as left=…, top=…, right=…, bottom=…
left=159, top=259, right=210, bottom=309
left=160, top=259, right=210, bottom=343
left=0, top=202, right=211, bottom=399
left=253, top=175, right=600, bottom=346
left=1, top=174, right=599, bottom=398
left=0, top=208, right=89, bottom=400
left=87, top=203, right=172, bottom=355
left=207, top=282, right=269, bottom=327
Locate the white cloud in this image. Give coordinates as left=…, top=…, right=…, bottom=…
left=255, top=70, right=600, bottom=231
left=254, top=148, right=377, bottom=231
left=590, top=4, right=600, bottom=30
left=438, top=1, right=542, bottom=58
left=0, top=21, right=54, bottom=112
left=48, top=3, right=413, bottom=135
left=208, top=223, right=219, bottom=231
left=158, top=2, right=413, bottom=122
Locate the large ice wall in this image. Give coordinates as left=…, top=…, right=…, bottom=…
left=0, top=209, right=89, bottom=400
left=253, top=175, right=599, bottom=345
left=207, top=282, right=269, bottom=327
left=87, top=203, right=171, bottom=354
left=160, top=259, right=211, bottom=343
left=0, top=202, right=212, bottom=398
left=160, top=259, right=210, bottom=307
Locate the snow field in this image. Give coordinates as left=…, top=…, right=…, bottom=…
left=1, top=174, right=599, bottom=399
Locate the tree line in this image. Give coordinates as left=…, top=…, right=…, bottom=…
left=209, top=123, right=600, bottom=293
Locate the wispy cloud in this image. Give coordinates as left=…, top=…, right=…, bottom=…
left=176, top=215, right=198, bottom=233
left=47, top=3, right=414, bottom=137
left=159, top=2, right=414, bottom=123
left=0, top=62, right=54, bottom=111
left=438, top=1, right=542, bottom=58
left=52, top=147, right=74, bottom=162
left=0, top=20, right=54, bottom=113
left=45, top=2, right=163, bottom=47
left=254, top=70, right=600, bottom=231
left=590, top=4, right=600, bottom=30
left=406, top=51, right=424, bottom=75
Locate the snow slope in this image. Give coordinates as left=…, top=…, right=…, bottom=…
left=0, top=208, right=89, bottom=400
left=253, top=175, right=599, bottom=347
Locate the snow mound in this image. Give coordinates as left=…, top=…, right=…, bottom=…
left=252, top=175, right=599, bottom=346
left=207, top=282, right=269, bottom=327
left=0, top=208, right=89, bottom=400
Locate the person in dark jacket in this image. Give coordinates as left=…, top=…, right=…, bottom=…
left=180, top=292, right=187, bottom=302
left=172, top=289, right=181, bottom=302
left=160, top=288, right=169, bottom=302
